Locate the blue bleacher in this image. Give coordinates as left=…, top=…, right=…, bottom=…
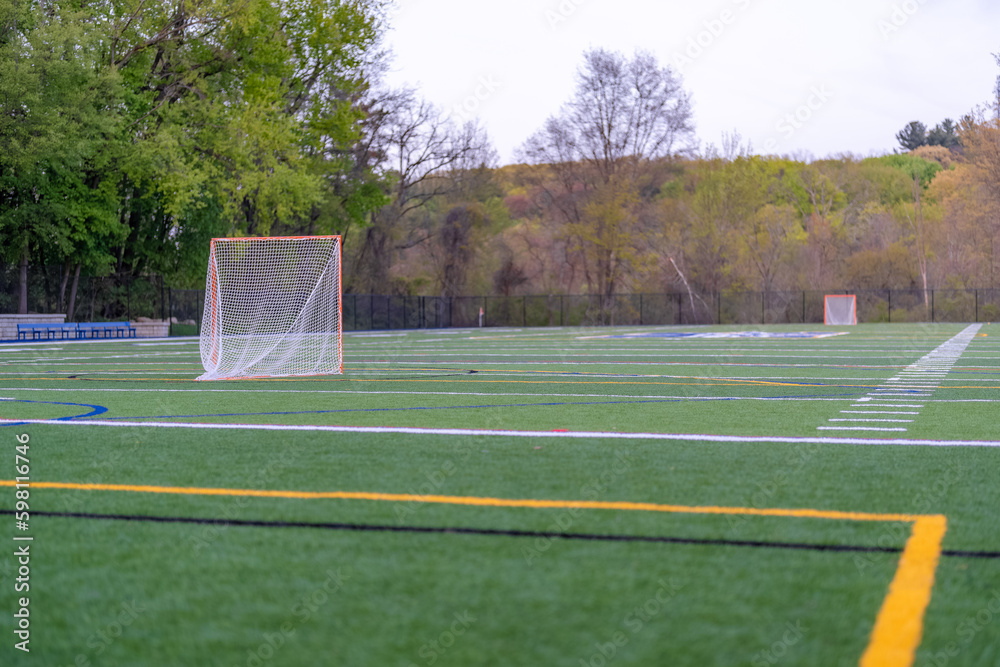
left=17, top=322, right=137, bottom=341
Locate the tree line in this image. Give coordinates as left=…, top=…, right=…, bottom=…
left=0, top=0, right=490, bottom=315
left=349, top=50, right=1000, bottom=326
left=368, top=121, right=1000, bottom=321
left=3, top=2, right=999, bottom=320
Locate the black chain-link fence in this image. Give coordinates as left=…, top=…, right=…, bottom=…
left=166, top=289, right=203, bottom=336
left=342, top=289, right=1000, bottom=330
left=3, top=265, right=999, bottom=334
left=0, top=265, right=169, bottom=322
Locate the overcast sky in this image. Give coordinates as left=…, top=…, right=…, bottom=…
left=383, top=0, right=1000, bottom=164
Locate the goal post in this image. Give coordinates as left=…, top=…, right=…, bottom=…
left=197, top=236, right=343, bottom=380
left=824, top=294, right=857, bottom=326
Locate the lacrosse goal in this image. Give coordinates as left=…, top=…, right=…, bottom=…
left=824, top=294, right=857, bottom=325
left=197, top=236, right=342, bottom=380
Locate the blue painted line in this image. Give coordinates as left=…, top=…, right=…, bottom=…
left=597, top=331, right=843, bottom=339
left=0, top=398, right=108, bottom=426
left=87, top=393, right=864, bottom=422
left=763, top=393, right=861, bottom=400
left=91, top=399, right=689, bottom=420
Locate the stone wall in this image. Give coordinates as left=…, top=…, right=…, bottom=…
left=131, top=319, right=171, bottom=338
left=0, top=314, right=67, bottom=341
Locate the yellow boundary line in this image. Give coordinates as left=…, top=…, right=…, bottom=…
left=1, top=480, right=946, bottom=667
left=860, top=514, right=947, bottom=667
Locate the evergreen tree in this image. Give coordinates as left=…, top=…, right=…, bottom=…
left=927, top=119, right=960, bottom=149
left=895, top=121, right=928, bottom=151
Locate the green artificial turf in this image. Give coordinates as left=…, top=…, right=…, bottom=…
left=0, top=323, right=998, bottom=666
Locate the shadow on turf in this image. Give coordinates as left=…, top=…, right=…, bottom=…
left=4, top=509, right=998, bottom=559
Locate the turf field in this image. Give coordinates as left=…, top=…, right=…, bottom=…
left=1, top=322, right=999, bottom=666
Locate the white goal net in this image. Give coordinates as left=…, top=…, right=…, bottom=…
left=197, top=236, right=342, bottom=380
left=824, top=294, right=857, bottom=325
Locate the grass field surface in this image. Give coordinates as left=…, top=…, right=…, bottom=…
left=1, top=322, right=998, bottom=666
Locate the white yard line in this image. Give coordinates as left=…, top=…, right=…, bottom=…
left=819, top=324, right=983, bottom=434
left=816, top=426, right=909, bottom=432
left=827, top=419, right=914, bottom=423
left=851, top=404, right=924, bottom=408
left=2, top=417, right=999, bottom=447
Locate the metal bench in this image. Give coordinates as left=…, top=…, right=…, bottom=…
left=16, top=323, right=80, bottom=341
left=76, top=322, right=136, bottom=339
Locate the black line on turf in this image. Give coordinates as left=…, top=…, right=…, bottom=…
left=8, top=510, right=998, bottom=557
left=24, top=509, right=1000, bottom=557
left=0, top=508, right=906, bottom=554
left=939, top=549, right=1000, bottom=559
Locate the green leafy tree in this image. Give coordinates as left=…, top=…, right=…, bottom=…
left=866, top=154, right=943, bottom=305
left=787, top=162, right=850, bottom=288
left=683, top=157, right=807, bottom=295
left=2, top=0, right=392, bottom=308
left=113, top=0, right=386, bottom=238
left=0, top=0, right=127, bottom=313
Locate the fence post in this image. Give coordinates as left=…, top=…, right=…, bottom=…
left=639, top=293, right=643, bottom=325
left=888, top=289, right=891, bottom=323
left=931, top=289, right=935, bottom=323
left=975, top=289, right=979, bottom=322
left=167, top=287, right=172, bottom=336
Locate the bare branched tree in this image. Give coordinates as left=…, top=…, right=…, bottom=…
left=517, top=48, right=695, bottom=318
left=346, top=88, right=496, bottom=292
left=522, top=48, right=695, bottom=180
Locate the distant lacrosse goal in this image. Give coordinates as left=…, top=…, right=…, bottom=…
left=198, top=236, right=342, bottom=380
left=824, top=294, right=857, bottom=325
